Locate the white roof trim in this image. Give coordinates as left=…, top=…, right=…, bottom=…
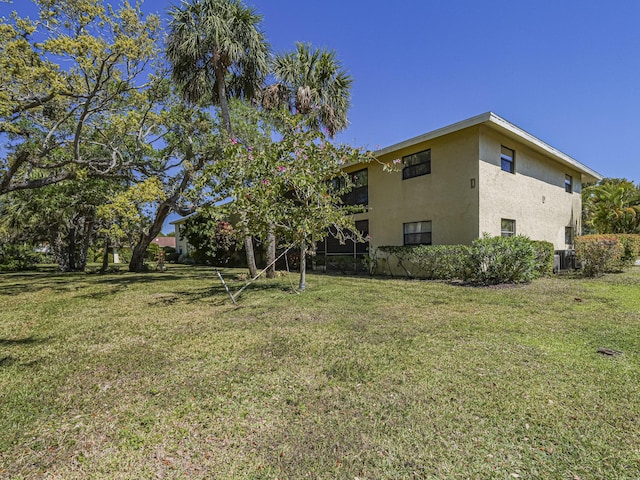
left=373, top=112, right=602, bottom=183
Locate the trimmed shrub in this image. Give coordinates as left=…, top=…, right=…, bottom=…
left=617, top=234, right=640, bottom=266
left=377, top=245, right=469, bottom=280
left=575, top=235, right=622, bottom=277
left=378, top=236, right=554, bottom=283
left=463, top=234, right=539, bottom=285
left=532, top=240, right=555, bottom=276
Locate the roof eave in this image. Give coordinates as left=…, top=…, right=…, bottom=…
left=362, top=112, right=603, bottom=183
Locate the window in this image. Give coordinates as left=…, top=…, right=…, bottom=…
left=355, top=220, right=370, bottom=254
left=402, top=149, right=431, bottom=179
left=332, top=168, right=368, bottom=206
left=565, top=226, right=574, bottom=245
left=324, top=220, right=369, bottom=255
left=501, top=219, right=516, bottom=237
left=501, top=146, right=515, bottom=173
left=403, top=221, right=432, bottom=245
left=565, top=174, right=573, bottom=193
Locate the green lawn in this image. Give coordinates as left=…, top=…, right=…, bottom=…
left=1, top=265, right=639, bottom=479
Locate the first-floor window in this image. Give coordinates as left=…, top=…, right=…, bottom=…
left=565, top=226, right=574, bottom=245
left=403, top=221, right=432, bottom=245
left=501, top=218, right=516, bottom=237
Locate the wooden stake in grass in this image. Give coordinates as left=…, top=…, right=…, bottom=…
left=215, top=269, right=237, bottom=305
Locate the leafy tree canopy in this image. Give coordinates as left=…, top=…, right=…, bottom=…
left=583, top=178, right=640, bottom=234
left=0, top=0, right=160, bottom=195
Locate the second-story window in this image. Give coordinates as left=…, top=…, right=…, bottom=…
left=402, top=149, right=431, bottom=180
left=501, top=146, right=515, bottom=174
left=565, top=174, right=573, bottom=193
left=333, top=168, right=368, bottom=206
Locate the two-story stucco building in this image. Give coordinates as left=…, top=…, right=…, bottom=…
left=316, top=112, right=602, bottom=267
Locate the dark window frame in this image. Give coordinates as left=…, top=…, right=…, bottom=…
left=501, top=146, right=515, bottom=174
left=565, top=226, right=574, bottom=245
left=501, top=218, right=516, bottom=237
left=403, top=221, right=432, bottom=245
left=402, top=149, right=431, bottom=180
left=333, top=168, right=368, bottom=206
left=565, top=174, right=573, bottom=193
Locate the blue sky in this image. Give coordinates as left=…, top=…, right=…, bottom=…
left=5, top=0, right=640, bottom=231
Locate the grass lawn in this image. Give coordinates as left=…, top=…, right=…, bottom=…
left=1, top=265, right=639, bottom=479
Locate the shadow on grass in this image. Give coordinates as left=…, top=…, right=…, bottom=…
left=2, top=265, right=308, bottom=304
left=0, top=336, right=50, bottom=346
left=145, top=280, right=295, bottom=307
left=0, top=337, right=51, bottom=369
left=0, top=265, right=230, bottom=296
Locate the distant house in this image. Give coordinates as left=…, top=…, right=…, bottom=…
left=152, top=236, right=177, bottom=249
left=316, top=112, right=602, bottom=267
left=170, top=216, right=192, bottom=257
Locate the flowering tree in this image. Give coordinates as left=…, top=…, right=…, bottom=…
left=209, top=111, right=381, bottom=290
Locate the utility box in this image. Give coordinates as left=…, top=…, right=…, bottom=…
left=554, top=250, right=576, bottom=272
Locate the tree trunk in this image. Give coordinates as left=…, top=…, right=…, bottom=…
left=214, top=59, right=233, bottom=136
left=266, top=224, right=276, bottom=279
left=298, top=241, right=307, bottom=291
left=101, top=236, right=110, bottom=273
left=129, top=204, right=170, bottom=272
left=54, top=232, right=69, bottom=272
left=129, top=240, right=148, bottom=273
left=68, top=226, right=76, bottom=271
left=244, top=234, right=258, bottom=278
left=77, top=216, right=94, bottom=271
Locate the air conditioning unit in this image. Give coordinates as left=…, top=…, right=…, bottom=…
left=554, top=250, right=576, bottom=272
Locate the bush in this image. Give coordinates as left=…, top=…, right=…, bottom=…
left=532, top=240, right=555, bottom=276
left=0, top=244, right=42, bottom=271
left=146, top=243, right=163, bottom=261
left=117, top=248, right=132, bottom=264
left=617, top=234, right=640, bottom=266
left=377, top=245, right=469, bottom=280
left=463, top=235, right=539, bottom=285
left=410, top=245, right=470, bottom=280
left=377, top=236, right=556, bottom=284
left=165, top=251, right=180, bottom=263
left=575, top=235, right=622, bottom=277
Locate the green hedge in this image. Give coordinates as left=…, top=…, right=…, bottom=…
left=376, top=235, right=550, bottom=284
left=463, top=235, right=541, bottom=285
left=532, top=240, right=555, bottom=276
left=575, top=234, right=640, bottom=277
left=378, top=245, right=469, bottom=280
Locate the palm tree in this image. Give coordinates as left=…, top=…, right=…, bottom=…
left=167, top=0, right=269, bottom=134
left=583, top=180, right=640, bottom=234
left=262, top=43, right=353, bottom=280
left=265, top=42, right=352, bottom=137
left=167, top=0, right=269, bottom=276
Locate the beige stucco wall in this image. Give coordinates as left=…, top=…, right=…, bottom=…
left=478, top=125, right=582, bottom=249
left=352, top=126, right=481, bottom=252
